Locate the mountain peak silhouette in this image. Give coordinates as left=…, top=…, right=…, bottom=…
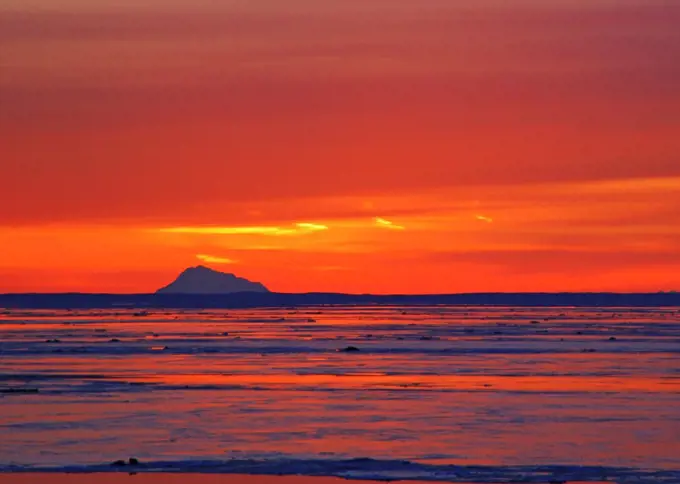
left=156, top=266, right=269, bottom=294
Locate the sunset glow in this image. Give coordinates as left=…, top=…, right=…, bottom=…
left=1, top=0, right=679, bottom=293
left=196, top=254, right=237, bottom=265
left=375, top=217, right=406, bottom=231
left=160, top=223, right=328, bottom=236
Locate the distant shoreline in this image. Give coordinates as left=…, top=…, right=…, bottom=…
left=1, top=292, right=679, bottom=309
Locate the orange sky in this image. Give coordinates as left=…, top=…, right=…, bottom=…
left=1, top=0, right=679, bottom=293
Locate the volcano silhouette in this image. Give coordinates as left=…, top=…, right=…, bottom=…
left=156, top=266, right=270, bottom=294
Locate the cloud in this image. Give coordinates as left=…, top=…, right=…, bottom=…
left=295, top=222, right=329, bottom=232
left=375, top=217, right=405, bottom=230
left=159, top=222, right=328, bottom=236
left=476, top=215, right=493, bottom=223
left=196, top=254, right=237, bottom=264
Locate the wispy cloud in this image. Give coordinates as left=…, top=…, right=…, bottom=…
left=476, top=215, right=493, bottom=223
left=295, top=222, right=329, bottom=232
left=160, top=222, right=328, bottom=236
left=196, top=254, right=237, bottom=264
left=375, top=217, right=405, bottom=230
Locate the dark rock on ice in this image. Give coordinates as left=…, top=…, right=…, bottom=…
left=340, top=346, right=360, bottom=352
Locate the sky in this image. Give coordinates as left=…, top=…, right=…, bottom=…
left=1, top=0, right=679, bottom=293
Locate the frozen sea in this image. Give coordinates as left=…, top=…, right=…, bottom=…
left=1, top=306, right=679, bottom=482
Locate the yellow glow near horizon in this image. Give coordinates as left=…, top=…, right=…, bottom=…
left=375, top=217, right=405, bottom=230
left=196, top=254, right=237, bottom=264
left=295, top=222, right=329, bottom=232
left=159, top=223, right=328, bottom=236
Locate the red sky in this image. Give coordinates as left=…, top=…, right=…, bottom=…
left=1, top=0, right=679, bottom=293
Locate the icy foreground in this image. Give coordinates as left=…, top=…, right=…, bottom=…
left=1, top=306, right=679, bottom=482
left=4, top=459, right=680, bottom=483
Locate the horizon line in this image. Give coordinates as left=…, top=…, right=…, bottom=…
left=1, top=291, right=678, bottom=296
